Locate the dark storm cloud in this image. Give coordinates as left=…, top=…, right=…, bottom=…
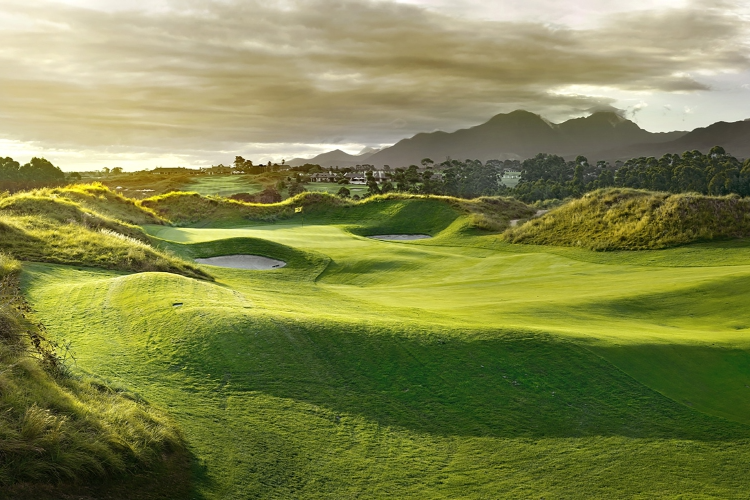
left=0, top=0, right=747, bottom=151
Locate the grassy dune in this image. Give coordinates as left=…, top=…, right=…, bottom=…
left=505, top=188, right=750, bottom=250
left=0, top=185, right=209, bottom=279
left=18, top=185, right=750, bottom=497
left=9, top=184, right=750, bottom=497
left=0, top=254, right=193, bottom=498
left=141, top=190, right=534, bottom=230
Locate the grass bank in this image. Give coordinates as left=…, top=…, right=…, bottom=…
left=0, top=254, right=194, bottom=498
left=0, top=185, right=209, bottom=279
left=142, top=190, right=534, bottom=232
left=505, top=188, right=750, bottom=250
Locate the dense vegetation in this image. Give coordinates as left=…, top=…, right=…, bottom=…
left=0, top=157, right=66, bottom=193
left=514, top=146, right=750, bottom=202
left=292, top=146, right=749, bottom=206
left=505, top=188, right=750, bottom=250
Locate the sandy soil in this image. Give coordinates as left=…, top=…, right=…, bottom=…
left=194, top=255, right=286, bottom=270
left=367, top=234, right=432, bottom=241
left=510, top=209, right=549, bottom=227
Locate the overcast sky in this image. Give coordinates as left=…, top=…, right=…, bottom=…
left=1, top=0, right=749, bottom=170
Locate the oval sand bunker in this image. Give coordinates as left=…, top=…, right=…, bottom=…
left=194, top=255, right=286, bottom=270
left=367, top=234, right=432, bottom=241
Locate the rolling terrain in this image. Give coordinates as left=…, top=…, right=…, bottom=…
left=5, top=184, right=750, bottom=497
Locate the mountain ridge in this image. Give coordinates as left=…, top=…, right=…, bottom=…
left=287, top=110, right=750, bottom=168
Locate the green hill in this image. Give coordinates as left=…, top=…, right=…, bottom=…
left=7, top=184, right=750, bottom=497
left=0, top=185, right=208, bottom=279
left=505, top=188, right=750, bottom=250
left=0, top=254, right=193, bottom=498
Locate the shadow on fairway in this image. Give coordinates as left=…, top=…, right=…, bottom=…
left=183, top=319, right=750, bottom=441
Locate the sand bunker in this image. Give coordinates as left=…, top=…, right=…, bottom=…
left=367, top=234, right=432, bottom=241
left=194, top=255, right=286, bottom=270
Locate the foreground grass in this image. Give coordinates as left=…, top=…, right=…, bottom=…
left=1, top=255, right=194, bottom=498
left=26, top=215, right=750, bottom=498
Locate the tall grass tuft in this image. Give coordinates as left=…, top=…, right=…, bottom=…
left=0, top=187, right=211, bottom=280
left=0, top=256, right=189, bottom=492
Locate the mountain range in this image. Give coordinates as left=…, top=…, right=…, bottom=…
left=287, top=110, right=750, bottom=168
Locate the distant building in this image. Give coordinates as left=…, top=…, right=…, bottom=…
left=501, top=169, right=522, bottom=188
left=201, top=165, right=234, bottom=175
left=152, top=167, right=189, bottom=175
left=310, top=172, right=337, bottom=182
left=345, top=172, right=367, bottom=184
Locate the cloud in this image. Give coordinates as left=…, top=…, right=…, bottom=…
left=0, top=0, right=748, bottom=162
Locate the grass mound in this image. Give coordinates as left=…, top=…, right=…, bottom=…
left=505, top=188, right=750, bottom=250
left=142, top=190, right=535, bottom=235
left=0, top=256, right=192, bottom=497
left=158, top=236, right=331, bottom=282
left=0, top=187, right=209, bottom=279
left=24, top=259, right=750, bottom=498
left=45, top=183, right=167, bottom=225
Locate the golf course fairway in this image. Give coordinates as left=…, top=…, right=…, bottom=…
left=21, top=213, right=750, bottom=498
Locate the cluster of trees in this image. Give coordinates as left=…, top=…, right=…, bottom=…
left=233, top=156, right=283, bottom=174
left=514, top=147, right=750, bottom=203
left=337, top=159, right=512, bottom=199
left=0, top=157, right=66, bottom=192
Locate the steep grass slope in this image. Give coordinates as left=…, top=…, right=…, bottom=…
left=142, top=190, right=534, bottom=231
left=0, top=186, right=209, bottom=279
left=0, top=255, right=193, bottom=498
left=505, top=188, right=750, bottom=250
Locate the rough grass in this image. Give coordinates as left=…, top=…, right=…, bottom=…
left=0, top=256, right=192, bottom=497
left=0, top=186, right=210, bottom=280
left=142, top=189, right=535, bottom=232
left=505, top=188, right=750, bottom=250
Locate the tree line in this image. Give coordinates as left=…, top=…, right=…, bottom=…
left=323, top=146, right=749, bottom=203
left=514, top=146, right=750, bottom=202
left=0, top=157, right=66, bottom=192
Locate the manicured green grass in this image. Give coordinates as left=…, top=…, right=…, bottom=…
left=186, top=175, right=264, bottom=197
left=23, top=202, right=750, bottom=498
left=0, top=255, right=193, bottom=498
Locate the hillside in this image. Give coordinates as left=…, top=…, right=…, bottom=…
left=600, top=119, right=750, bottom=161
left=505, top=188, right=750, bottom=250
left=287, top=147, right=379, bottom=168
left=292, top=110, right=750, bottom=168
left=0, top=254, right=193, bottom=498
left=294, top=110, right=692, bottom=167
left=7, top=183, right=750, bottom=497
